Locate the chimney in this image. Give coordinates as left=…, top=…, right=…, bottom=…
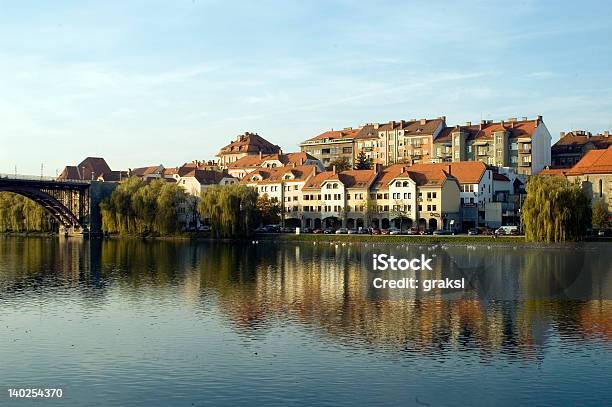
left=400, top=120, right=405, bottom=127
left=374, top=123, right=379, bottom=129
left=389, top=120, right=395, bottom=127
left=466, top=121, right=472, bottom=126
left=332, top=165, right=337, bottom=174
left=259, top=151, right=262, bottom=159
left=522, top=116, right=527, bottom=121
left=604, top=131, right=610, bottom=137
left=300, top=157, right=304, bottom=165
left=481, top=119, right=486, bottom=124
left=560, top=131, right=565, bottom=138
left=537, top=115, right=542, bottom=123
left=439, top=116, right=446, bottom=122
left=420, top=118, right=427, bottom=125
left=375, top=163, right=383, bottom=173
left=500, top=120, right=505, bottom=127
left=479, top=123, right=483, bottom=130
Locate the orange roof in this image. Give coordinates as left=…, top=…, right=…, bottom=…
left=435, top=117, right=541, bottom=143
left=552, top=131, right=612, bottom=152
left=566, top=146, right=612, bottom=175
left=228, top=152, right=317, bottom=169
left=408, top=162, right=487, bottom=184
left=303, top=128, right=361, bottom=143
left=302, top=169, right=377, bottom=189
left=538, top=168, right=569, bottom=177
left=241, top=165, right=317, bottom=184
left=182, top=169, right=231, bottom=185
left=218, top=132, right=280, bottom=155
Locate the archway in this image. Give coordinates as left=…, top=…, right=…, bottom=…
left=418, top=218, right=427, bottom=230
left=428, top=218, right=438, bottom=230
left=356, top=218, right=364, bottom=228
left=347, top=218, right=355, bottom=229
left=314, top=218, right=322, bottom=229
left=323, top=216, right=341, bottom=229
left=371, top=219, right=380, bottom=228
left=381, top=218, right=390, bottom=229
left=285, top=218, right=301, bottom=228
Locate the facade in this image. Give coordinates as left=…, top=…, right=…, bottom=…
left=217, top=132, right=281, bottom=167
left=174, top=169, right=237, bottom=196
left=227, top=151, right=324, bottom=179
left=551, top=130, right=612, bottom=168
left=432, top=116, right=551, bottom=175
left=299, top=128, right=361, bottom=167
left=565, top=146, right=612, bottom=208
left=241, top=165, right=318, bottom=226
left=355, top=118, right=446, bottom=166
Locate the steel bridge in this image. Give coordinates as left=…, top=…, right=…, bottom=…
left=0, top=174, right=94, bottom=235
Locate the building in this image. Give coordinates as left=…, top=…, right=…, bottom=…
left=300, top=168, right=378, bottom=229
left=58, top=157, right=112, bottom=181
left=241, top=165, right=318, bottom=227
left=96, top=170, right=128, bottom=182
left=174, top=169, right=237, bottom=196
left=129, top=165, right=165, bottom=180
left=355, top=118, right=446, bottom=166
left=227, top=151, right=324, bottom=179
left=217, top=132, right=281, bottom=167
left=432, top=116, right=551, bottom=175
left=299, top=128, right=361, bottom=167
left=565, top=146, right=612, bottom=207
left=551, top=130, right=612, bottom=168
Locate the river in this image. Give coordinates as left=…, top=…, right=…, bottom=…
left=0, top=237, right=610, bottom=406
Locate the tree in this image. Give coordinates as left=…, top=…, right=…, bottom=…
left=354, top=149, right=372, bottom=170
left=521, top=176, right=591, bottom=242
left=0, top=192, right=55, bottom=233
left=198, top=184, right=259, bottom=238
left=391, top=203, right=410, bottom=232
left=592, top=199, right=610, bottom=229
left=256, top=194, right=281, bottom=226
left=326, top=156, right=351, bottom=172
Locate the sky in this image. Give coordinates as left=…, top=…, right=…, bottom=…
left=1, top=0, right=612, bottom=176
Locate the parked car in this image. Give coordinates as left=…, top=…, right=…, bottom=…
left=313, top=229, right=323, bottom=234
left=335, top=228, right=348, bottom=234
left=371, top=228, right=381, bottom=235
left=433, top=229, right=451, bottom=235
left=407, top=227, right=420, bottom=235
left=468, top=228, right=479, bottom=236
left=496, top=225, right=518, bottom=235
left=357, top=228, right=369, bottom=234
left=301, top=227, right=312, bottom=234
left=598, top=229, right=612, bottom=237
left=478, top=227, right=493, bottom=235
left=347, top=229, right=357, bottom=234
left=389, top=228, right=401, bottom=235
left=281, top=226, right=294, bottom=233
left=420, top=228, right=434, bottom=235
left=381, top=229, right=390, bottom=235
left=323, top=228, right=335, bottom=234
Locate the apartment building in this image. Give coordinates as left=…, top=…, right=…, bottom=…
left=174, top=169, right=238, bottom=196
left=217, top=132, right=281, bottom=167
left=227, top=151, right=324, bottom=179
left=432, top=116, right=551, bottom=175
left=551, top=130, right=612, bottom=168
left=299, top=128, right=360, bottom=167
left=241, top=165, right=318, bottom=226
left=300, top=169, right=378, bottom=229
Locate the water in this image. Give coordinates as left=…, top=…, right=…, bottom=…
left=0, top=237, right=610, bottom=406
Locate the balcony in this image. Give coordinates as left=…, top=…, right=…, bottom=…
left=519, top=161, right=531, bottom=167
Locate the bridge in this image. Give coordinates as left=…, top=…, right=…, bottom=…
left=0, top=174, right=116, bottom=236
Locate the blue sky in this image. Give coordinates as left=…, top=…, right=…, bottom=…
left=1, top=0, right=611, bottom=175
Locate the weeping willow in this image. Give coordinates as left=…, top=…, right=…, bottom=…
left=100, top=177, right=188, bottom=236
left=521, top=176, right=590, bottom=242
left=198, top=185, right=258, bottom=238
left=0, top=192, right=55, bottom=232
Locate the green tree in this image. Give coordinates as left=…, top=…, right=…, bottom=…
left=391, top=203, right=410, bottom=232
left=592, top=199, right=610, bottom=229
left=198, top=184, right=259, bottom=238
left=0, top=192, right=55, bottom=233
left=521, top=176, right=591, bottom=242
left=354, top=149, right=372, bottom=170
left=326, top=156, right=351, bottom=172
left=256, top=194, right=281, bottom=226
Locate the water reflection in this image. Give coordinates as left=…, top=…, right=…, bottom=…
left=1, top=236, right=610, bottom=358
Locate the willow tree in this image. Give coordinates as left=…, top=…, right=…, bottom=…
left=0, top=192, right=55, bottom=232
left=592, top=199, right=610, bottom=229
left=521, top=175, right=590, bottom=242
left=199, top=184, right=258, bottom=238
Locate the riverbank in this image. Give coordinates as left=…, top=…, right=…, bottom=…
left=260, top=233, right=526, bottom=245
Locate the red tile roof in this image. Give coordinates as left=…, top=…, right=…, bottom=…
left=303, top=128, right=361, bottom=143
left=241, top=165, right=317, bottom=184
left=408, top=162, right=487, bottom=184
left=302, top=169, right=377, bottom=189
left=228, top=152, right=318, bottom=169
left=435, top=117, right=541, bottom=143
left=566, top=146, right=612, bottom=175
left=538, top=168, right=569, bottom=177
left=552, top=131, right=612, bottom=152
left=218, top=132, right=280, bottom=155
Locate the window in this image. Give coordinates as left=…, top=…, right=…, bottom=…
left=343, top=147, right=352, bottom=154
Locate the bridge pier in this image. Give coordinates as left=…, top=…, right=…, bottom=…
left=59, top=225, right=89, bottom=237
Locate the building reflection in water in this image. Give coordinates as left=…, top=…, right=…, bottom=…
left=0, top=237, right=610, bottom=359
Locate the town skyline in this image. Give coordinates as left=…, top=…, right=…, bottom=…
left=2, top=1, right=612, bottom=175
